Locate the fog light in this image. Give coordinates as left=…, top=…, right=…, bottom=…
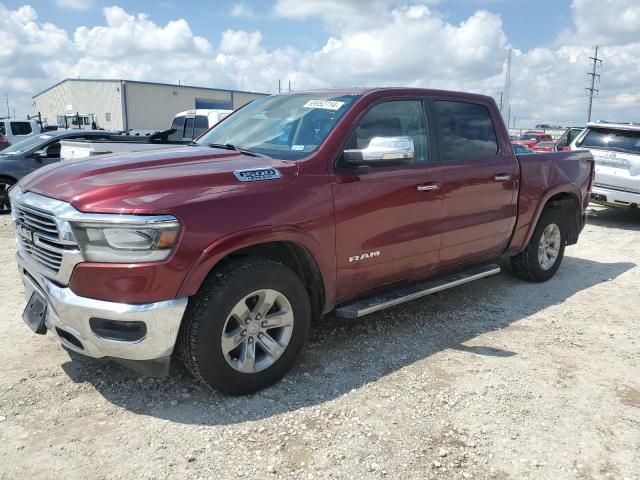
left=89, top=318, right=147, bottom=342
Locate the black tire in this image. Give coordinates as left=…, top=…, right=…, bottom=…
left=511, top=207, right=567, bottom=282
left=0, top=178, right=15, bottom=214
left=178, top=257, right=311, bottom=395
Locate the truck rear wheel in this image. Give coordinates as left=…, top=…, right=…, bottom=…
left=511, top=208, right=567, bottom=282
left=178, top=257, right=311, bottom=395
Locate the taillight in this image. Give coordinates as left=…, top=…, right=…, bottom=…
left=0, top=136, right=7, bottom=144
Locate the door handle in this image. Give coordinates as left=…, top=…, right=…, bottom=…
left=494, top=174, right=512, bottom=182
left=416, top=183, right=440, bottom=192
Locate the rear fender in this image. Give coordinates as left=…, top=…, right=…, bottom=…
left=509, top=184, right=582, bottom=254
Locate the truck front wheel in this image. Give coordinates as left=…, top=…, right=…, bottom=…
left=178, top=257, right=311, bottom=395
left=511, top=208, right=567, bottom=282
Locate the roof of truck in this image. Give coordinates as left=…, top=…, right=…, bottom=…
left=278, top=87, right=496, bottom=103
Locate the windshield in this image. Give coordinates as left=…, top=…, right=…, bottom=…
left=1, top=134, right=54, bottom=155
left=196, top=94, right=361, bottom=160
left=579, top=128, right=640, bottom=154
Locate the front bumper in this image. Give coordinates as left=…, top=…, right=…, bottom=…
left=17, top=252, right=188, bottom=362
left=591, top=184, right=640, bottom=207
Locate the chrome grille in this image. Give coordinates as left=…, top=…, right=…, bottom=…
left=13, top=203, right=64, bottom=274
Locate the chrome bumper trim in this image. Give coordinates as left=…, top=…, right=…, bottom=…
left=18, top=252, right=187, bottom=361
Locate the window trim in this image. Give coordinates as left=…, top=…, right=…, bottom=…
left=333, top=97, right=434, bottom=172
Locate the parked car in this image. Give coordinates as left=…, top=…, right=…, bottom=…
left=0, top=130, right=115, bottom=212
left=531, top=141, right=557, bottom=152
left=570, top=122, right=640, bottom=208
left=0, top=118, right=41, bottom=144
left=9, top=88, right=594, bottom=394
left=0, top=133, right=9, bottom=151
left=512, top=143, right=534, bottom=154
left=512, top=132, right=553, bottom=148
left=168, top=109, right=232, bottom=142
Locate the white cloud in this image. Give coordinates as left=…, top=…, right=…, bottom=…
left=55, top=0, right=92, bottom=11
left=1, top=1, right=639, bottom=125
left=230, top=2, right=254, bottom=18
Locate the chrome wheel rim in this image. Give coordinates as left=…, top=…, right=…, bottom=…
left=221, top=289, right=294, bottom=373
left=538, top=223, right=561, bottom=270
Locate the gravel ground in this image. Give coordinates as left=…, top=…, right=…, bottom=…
left=0, top=204, right=639, bottom=480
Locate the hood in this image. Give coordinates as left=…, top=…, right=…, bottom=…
left=19, top=146, right=298, bottom=214
left=512, top=140, right=536, bottom=147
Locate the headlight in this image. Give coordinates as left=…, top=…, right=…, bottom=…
left=71, top=219, right=180, bottom=263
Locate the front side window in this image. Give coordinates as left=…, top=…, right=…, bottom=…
left=196, top=94, right=360, bottom=160
left=11, top=122, right=33, bottom=136
left=434, top=101, right=498, bottom=162
left=345, top=100, right=429, bottom=164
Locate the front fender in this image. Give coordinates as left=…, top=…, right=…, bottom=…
left=177, top=225, right=337, bottom=312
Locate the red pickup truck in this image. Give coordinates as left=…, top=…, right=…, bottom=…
left=10, top=88, right=594, bottom=395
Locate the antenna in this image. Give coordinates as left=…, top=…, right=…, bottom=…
left=586, top=46, right=603, bottom=122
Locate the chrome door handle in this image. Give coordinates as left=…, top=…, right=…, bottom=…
left=494, top=174, right=512, bottom=182
left=417, top=183, right=440, bottom=192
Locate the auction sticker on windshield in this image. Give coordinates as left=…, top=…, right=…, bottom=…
left=303, top=100, right=345, bottom=110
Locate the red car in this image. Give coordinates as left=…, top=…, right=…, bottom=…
left=531, top=141, right=557, bottom=152
left=513, top=132, right=553, bottom=148
left=10, top=87, right=594, bottom=394
left=0, top=133, right=9, bottom=151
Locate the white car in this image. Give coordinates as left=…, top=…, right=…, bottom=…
left=168, top=109, right=232, bottom=142
left=0, top=118, right=40, bottom=144
left=571, top=122, right=640, bottom=208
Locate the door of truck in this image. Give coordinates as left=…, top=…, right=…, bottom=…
left=429, top=98, right=518, bottom=268
left=333, top=99, right=444, bottom=299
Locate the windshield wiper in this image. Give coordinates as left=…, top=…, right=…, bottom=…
left=207, top=143, right=268, bottom=158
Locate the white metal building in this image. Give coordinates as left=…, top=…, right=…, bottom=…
left=33, top=79, right=268, bottom=131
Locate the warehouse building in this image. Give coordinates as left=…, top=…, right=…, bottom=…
left=33, top=79, right=268, bottom=131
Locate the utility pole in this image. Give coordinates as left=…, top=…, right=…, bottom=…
left=278, top=79, right=282, bottom=94
left=5, top=92, right=9, bottom=118
left=288, top=80, right=292, bottom=92
left=498, top=92, right=503, bottom=111
left=586, top=46, right=603, bottom=123
left=501, top=49, right=512, bottom=124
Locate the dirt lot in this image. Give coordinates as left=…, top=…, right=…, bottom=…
left=0, top=205, right=638, bottom=480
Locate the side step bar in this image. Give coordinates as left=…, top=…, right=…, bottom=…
left=335, top=264, right=501, bottom=319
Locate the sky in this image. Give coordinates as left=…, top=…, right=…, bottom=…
left=1, top=0, right=639, bottom=127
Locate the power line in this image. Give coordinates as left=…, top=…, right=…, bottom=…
left=586, top=45, right=603, bottom=122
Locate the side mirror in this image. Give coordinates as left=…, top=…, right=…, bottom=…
left=344, top=136, right=414, bottom=165
left=31, top=149, right=47, bottom=160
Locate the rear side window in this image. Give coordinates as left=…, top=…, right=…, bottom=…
left=433, top=101, right=498, bottom=161
left=578, top=128, right=640, bottom=154
left=193, top=115, right=209, bottom=138
left=11, top=121, right=33, bottom=136
left=0, top=123, right=5, bottom=135
left=169, top=116, right=185, bottom=141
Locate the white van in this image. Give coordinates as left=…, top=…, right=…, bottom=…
left=168, top=109, right=232, bottom=142
left=0, top=119, right=40, bottom=144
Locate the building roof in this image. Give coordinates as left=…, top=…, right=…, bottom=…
left=33, top=78, right=269, bottom=99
